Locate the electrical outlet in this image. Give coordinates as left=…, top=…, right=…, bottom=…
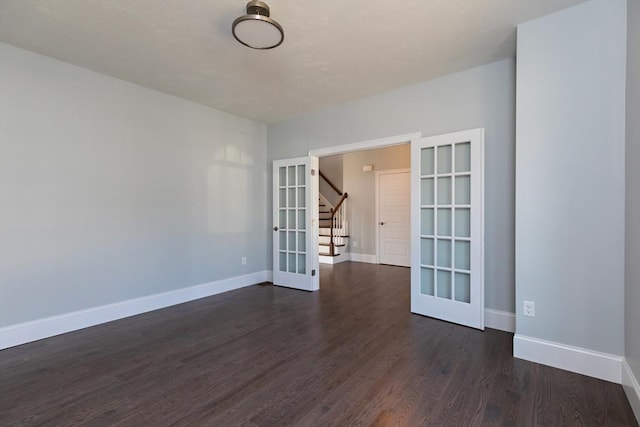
left=241, top=257, right=247, bottom=265
left=523, top=301, right=535, bottom=317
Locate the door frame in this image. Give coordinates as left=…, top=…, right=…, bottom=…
left=309, top=133, right=422, bottom=265
left=308, top=133, right=422, bottom=158
left=375, top=168, right=411, bottom=265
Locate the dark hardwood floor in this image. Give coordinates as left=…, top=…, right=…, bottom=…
left=1, top=262, right=637, bottom=426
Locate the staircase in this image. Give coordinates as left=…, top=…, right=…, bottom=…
left=318, top=171, right=349, bottom=263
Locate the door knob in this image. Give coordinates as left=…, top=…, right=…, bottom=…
left=273, top=226, right=279, bottom=231
left=380, top=222, right=385, bottom=226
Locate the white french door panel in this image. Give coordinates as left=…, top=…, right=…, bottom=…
left=272, top=156, right=319, bottom=291
left=410, top=129, right=484, bottom=330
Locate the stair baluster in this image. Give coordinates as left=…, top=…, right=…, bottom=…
left=319, top=171, right=348, bottom=258
left=329, top=192, right=348, bottom=256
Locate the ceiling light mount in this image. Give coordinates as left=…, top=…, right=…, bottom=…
left=246, top=0, right=270, bottom=16
left=232, top=0, right=284, bottom=50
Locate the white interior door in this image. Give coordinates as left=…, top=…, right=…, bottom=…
left=377, top=170, right=410, bottom=267
left=273, top=157, right=319, bottom=291
left=410, top=129, right=484, bottom=329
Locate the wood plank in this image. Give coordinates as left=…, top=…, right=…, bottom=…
left=1, top=262, right=637, bottom=426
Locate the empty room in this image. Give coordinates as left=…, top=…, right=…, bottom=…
left=1, top=0, right=639, bottom=425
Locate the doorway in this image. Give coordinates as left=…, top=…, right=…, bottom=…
left=272, top=129, right=485, bottom=330
left=312, top=135, right=417, bottom=267
left=376, top=169, right=411, bottom=267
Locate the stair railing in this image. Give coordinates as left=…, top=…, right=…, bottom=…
left=319, top=170, right=348, bottom=256
left=319, top=170, right=343, bottom=196
left=329, top=192, right=348, bottom=256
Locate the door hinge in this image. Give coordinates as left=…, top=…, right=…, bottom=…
left=311, top=169, right=316, bottom=176
left=311, top=269, right=316, bottom=276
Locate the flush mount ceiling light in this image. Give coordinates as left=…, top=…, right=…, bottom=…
left=232, top=0, right=284, bottom=49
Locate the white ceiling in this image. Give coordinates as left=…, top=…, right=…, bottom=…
left=0, top=0, right=585, bottom=123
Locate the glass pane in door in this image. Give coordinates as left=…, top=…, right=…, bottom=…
left=455, top=142, right=471, bottom=172
left=279, top=167, right=287, bottom=186
left=454, top=240, right=470, bottom=270
left=287, top=188, right=296, bottom=208
left=436, top=270, right=452, bottom=299
left=421, top=267, right=434, bottom=295
left=437, top=145, right=452, bottom=173
left=421, top=148, right=435, bottom=175
left=421, top=208, right=434, bottom=235
left=288, top=253, right=296, bottom=273
left=420, top=238, right=434, bottom=265
left=437, top=177, right=452, bottom=204
left=288, top=166, right=296, bottom=186
left=437, top=208, right=451, bottom=236
left=455, top=176, right=470, bottom=205
left=454, top=273, right=470, bottom=303
left=288, top=211, right=296, bottom=230
left=279, top=231, right=286, bottom=250
left=454, top=209, right=470, bottom=237
left=421, top=178, right=434, bottom=205
left=288, top=232, right=296, bottom=251
left=436, top=239, right=451, bottom=268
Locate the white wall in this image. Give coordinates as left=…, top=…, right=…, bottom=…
left=0, top=43, right=268, bottom=327
left=515, top=0, right=627, bottom=355
left=342, top=145, right=410, bottom=256
left=625, top=0, right=640, bottom=418
left=319, top=154, right=343, bottom=206
left=268, top=58, right=516, bottom=314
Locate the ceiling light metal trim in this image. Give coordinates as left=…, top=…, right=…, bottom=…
left=232, top=0, right=284, bottom=50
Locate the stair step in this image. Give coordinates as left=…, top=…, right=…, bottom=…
left=319, top=246, right=344, bottom=255
left=319, top=243, right=346, bottom=247
left=319, top=237, right=348, bottom=246
left=319, top=252, right=342, bottom=257
left=319, top=231, right=349, bottom=237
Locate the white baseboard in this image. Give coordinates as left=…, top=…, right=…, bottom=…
left=348, top=253, right=378, bottom=264
left=484, top=309, right=515, bottom=333
left=0, top=270, right=271, bottom=350
left=513, top=334, right=623, bottom=383
left=319, top=253, right=349, bottom=264
left=623, top=359, right=640, bottom=423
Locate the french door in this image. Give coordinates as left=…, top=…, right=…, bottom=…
left=272, top=157, right=319, bottom=291
left=410, top=129, right=484, bottom=329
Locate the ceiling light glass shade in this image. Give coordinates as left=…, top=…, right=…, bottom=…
left=232, top=0, right=284, bottom=49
